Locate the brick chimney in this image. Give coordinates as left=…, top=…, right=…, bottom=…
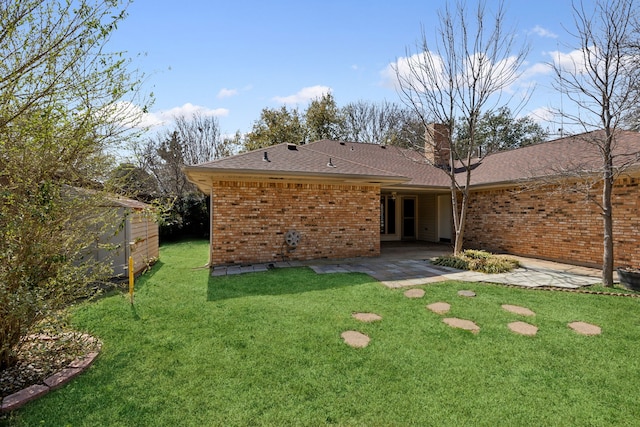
left=424, top=123, right=451, bottom=168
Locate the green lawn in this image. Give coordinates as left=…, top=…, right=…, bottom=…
left=5, top=240, right=640, bottom=426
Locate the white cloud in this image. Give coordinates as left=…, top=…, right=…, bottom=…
left=382, top=50, right=524, bottom=93
left=521, top=61, right=553, bottom=80
left=546, top=48, right=589, bottom=74
left=99, top=101, right=163, bottom=129
left=381, top=51, right=447, bottom=91
left=530, top=25, right=558, bottom=39
left=112, top=102, right=229, bottom=129
left=528, top=106, right=556, bottom=123
left=155, top=103, right=229, bottom=121
left=217, top=88, right=238, bottom=99
left=273, top=85, right=332, bottom=104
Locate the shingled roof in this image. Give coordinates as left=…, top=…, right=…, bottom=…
left=184, top=129, right=640, bottom=192
left=185, top=140, right=451, bottom=192
left=471, top=129, right=640, bottom=187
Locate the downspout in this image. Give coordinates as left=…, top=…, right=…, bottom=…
left=209, top=186, right=214, bottom=267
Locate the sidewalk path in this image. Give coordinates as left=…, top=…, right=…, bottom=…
left=306, top=257, right=602, bottom=289
left=212, top=255, right=605, bottom=289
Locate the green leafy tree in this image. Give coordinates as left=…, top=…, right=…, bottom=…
left=243, top=106, right=306, bottom=150
left=0, top=0, right=143, bottom=368
left=305, top=93, right=344, bottom=141
left=454, top=107, right=548, bottom=157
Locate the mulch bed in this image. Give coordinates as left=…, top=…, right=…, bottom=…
left=1, top=332, right=100, bottom=399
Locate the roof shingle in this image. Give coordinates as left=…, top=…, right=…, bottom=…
left=185, top=129, right=640, bottom=191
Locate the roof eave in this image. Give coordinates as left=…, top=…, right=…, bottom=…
left=183, top=166, right=410, bottom=192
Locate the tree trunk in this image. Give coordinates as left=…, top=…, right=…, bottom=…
left=602, top=176, right=614, bottom=287
left=0, top=317, right=21, bottom=369
left=450, top=178, right=461, bottom=255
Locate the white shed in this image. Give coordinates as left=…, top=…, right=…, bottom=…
left=95, top=197, right=159, bottom=277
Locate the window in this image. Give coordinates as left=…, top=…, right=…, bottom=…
left=380, top=195, right=396, bottom=235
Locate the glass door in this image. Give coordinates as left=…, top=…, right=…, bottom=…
left=402, top=197, right=416, bottom=239
left=380, top=195, right=396, bottom=235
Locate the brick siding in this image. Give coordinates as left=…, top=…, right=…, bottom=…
left=211, top=181, right=380, bottom=265
left=464, top=176, right=640, bottom=267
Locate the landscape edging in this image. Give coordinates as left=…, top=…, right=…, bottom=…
left=1, top=341, right=101, bottom=412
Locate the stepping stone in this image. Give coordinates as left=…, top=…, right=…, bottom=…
left=352, top=312, right=382, bottom=322
left=443, top=318, right=480, bottom=334
left=508, top=321, right=538, bottom=336
left=404, top=288, right=425, bottom=298
left=568, top=321, right=602, bottom=336
left=502, top=304, right=536, bottom=316
left=426, top=302, right=451, bottom=315
left=458, top=290, right=476, bottom=297
left=341, top=331, right=370, bottom=348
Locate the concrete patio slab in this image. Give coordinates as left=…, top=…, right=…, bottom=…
left=209, top=242, right=604, bottom=291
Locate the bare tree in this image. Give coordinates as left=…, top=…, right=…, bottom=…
left=175, top=112, right=235, bottom=165
left=551, top=0, right=640, bottom=286
left=395, top=0, right=529, bottom=254
left=341, top=100, right=423, bottom=147
left=133, top=112, right=235, bottom=197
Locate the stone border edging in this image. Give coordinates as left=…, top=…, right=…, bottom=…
left=1, top=336, right=101, bottom=413
left=483, top=282, right=640, bottom=298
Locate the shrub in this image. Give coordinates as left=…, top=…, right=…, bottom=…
left=432, top=250, right=519, bottom=274
left=432, top=255, right=469, bottom=270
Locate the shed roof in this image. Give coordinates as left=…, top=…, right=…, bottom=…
left=109, top=196, right=150, bottom=210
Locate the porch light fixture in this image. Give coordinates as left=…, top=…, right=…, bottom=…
left=391, top=192, right=397, bottom=200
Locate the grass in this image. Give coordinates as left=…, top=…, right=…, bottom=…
left=4, top=240, right=640, bottom=426
left=587, top=283, right=640, bottom=295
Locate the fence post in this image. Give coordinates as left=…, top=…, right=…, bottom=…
left=129, top=255, right=134, bottom=304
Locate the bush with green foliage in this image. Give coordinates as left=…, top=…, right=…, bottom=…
left=432, top=250, right=520, bottom=274
left=0, top=0, right=141, bottom=369
left=157, top=194, right=210, bottom=241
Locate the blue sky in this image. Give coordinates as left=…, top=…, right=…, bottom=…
left=108, top=0, right=593, bottom=138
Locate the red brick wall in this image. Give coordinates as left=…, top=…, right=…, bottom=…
left=211, top=181, right=380, bottom=265
left=464, top=176, right=640, bottom=267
